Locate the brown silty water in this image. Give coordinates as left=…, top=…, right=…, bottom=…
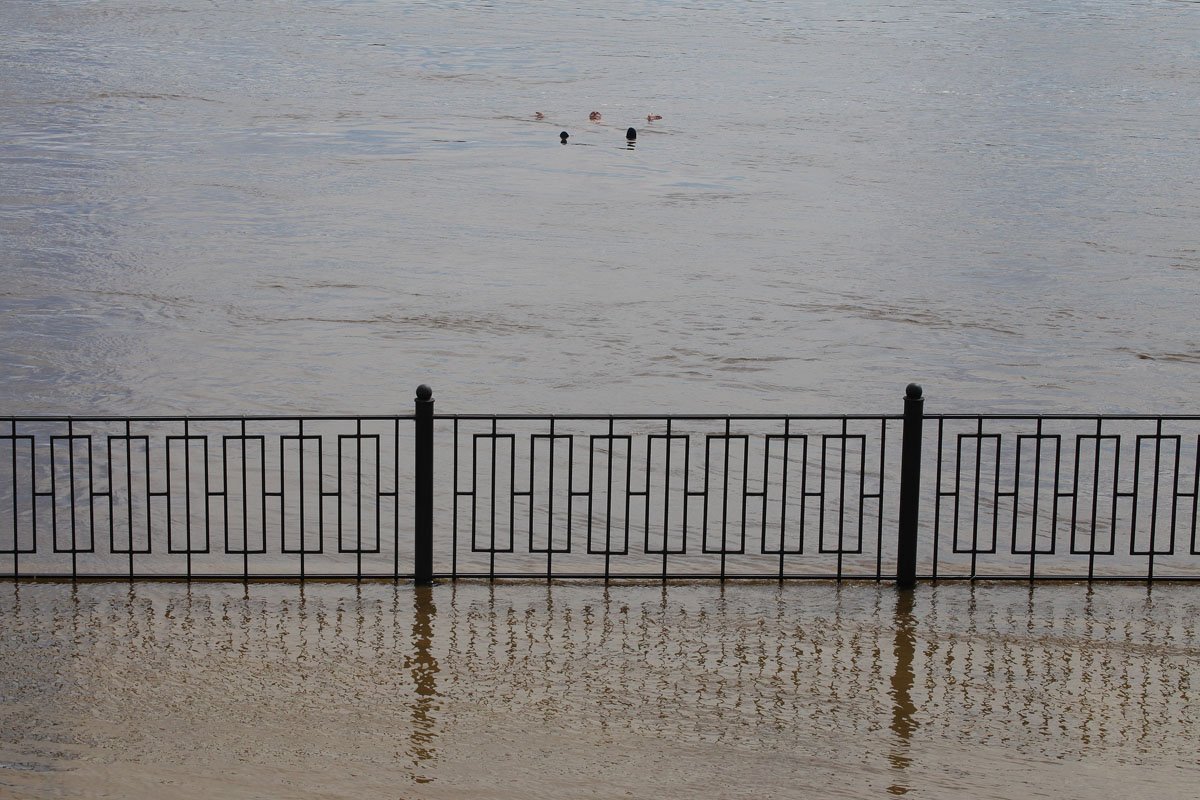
left=0, top=581, right=1196, bottom=799
left=2, top=0, right=1198, bottom=794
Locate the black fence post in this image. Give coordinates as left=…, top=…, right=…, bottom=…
left=414, top=384, right=434, bottom=584
left=896, top=383, right=924, bottom=588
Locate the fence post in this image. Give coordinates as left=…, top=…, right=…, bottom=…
left=896, top=383, right=924, bottom=588
left=414, top=384, right=434, bottom=584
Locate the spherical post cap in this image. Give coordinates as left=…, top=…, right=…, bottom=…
left=905, top=383, right=923, bottom=400
left=416, top=384, right=433, bottom=401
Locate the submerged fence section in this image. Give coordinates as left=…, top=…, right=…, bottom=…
left=925, top=413, right=1199, bottom=581
left=438, top=412, right=895, bottom=581
left=0, top=415, right=417, bottom=579
left=2, top=386, right=1198, bottom=581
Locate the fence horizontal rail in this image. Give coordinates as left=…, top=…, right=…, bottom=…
left=2, top=385, right=1198, bottom=583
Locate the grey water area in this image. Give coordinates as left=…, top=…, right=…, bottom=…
left=2, top=0, right=1199, bottom=797
left=1, top=0, right=1198, bottom=417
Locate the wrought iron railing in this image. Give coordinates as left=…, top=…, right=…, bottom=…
left=439, top=412, right=894, bottom=581
left=0, top=415, right=413, bottom=580
left=926, top=413, right=1200, bottom=581
left=2, top=385, right=1197, bottom=582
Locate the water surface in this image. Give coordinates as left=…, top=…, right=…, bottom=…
left=1, top=0, right=1198, bottom=415
left=2, top=4, right=1198, bottom=796
left=0, top=581, right=1196, bottom=799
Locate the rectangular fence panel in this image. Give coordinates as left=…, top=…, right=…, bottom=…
left=925, top=416, right=1200, bottom=580
left=436, top=415, right=896, bottom=580
left=0, top=417, right=412, bottom=578
left=1, top=408, right=1197, bottom=581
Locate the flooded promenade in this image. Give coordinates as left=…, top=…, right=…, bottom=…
left=0, top=581, right=1196, bottom=798
left=2, top=0, right=1198, bottom=795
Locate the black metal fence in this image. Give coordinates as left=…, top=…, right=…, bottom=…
left=2, top=385, right=1198, bottom=582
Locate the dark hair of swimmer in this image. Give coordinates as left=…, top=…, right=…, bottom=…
left=626, top=127, right=636, bottom=140
left=560, top=131, right=569, bottom=143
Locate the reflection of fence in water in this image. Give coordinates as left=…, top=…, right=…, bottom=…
left=926, top=416, right=1200, bottom=579
left=0, top=417, right=414, bottom=578
left=435, top=585, right=1197, bottom=757
left=440, top=415, right=896, bottom=579
left=4, top=584, right=1192, bottom=778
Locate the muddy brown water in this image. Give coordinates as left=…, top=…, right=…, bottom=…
left=0, top=581, right=1196, bottom=799
left=2, top=1, right=1199, bottom=795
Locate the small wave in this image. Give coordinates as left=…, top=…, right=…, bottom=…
left=94, top=91, right=216, bottom=103
left=0, top=761, right=56, bottom=772
left=1131, top=352, right=1200, bottom=364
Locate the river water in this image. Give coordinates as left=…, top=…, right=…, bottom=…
left=0, top=581, right=1197, bottom=799
left=1, top=0, right=1198, bottom=416
left=2, top=1, right=1199, bottom=797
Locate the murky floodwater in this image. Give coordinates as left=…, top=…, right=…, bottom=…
left=1, top=0, right=1198, bottom=416
left=2, top=2, right=1198, bottom=796
left=0, top=582, right=1196, bottom=799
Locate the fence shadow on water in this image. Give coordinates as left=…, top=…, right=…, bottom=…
left=2, top=385, right=1198, bottom=581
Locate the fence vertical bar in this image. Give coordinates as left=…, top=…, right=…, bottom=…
left=414, top=385, right=434, bottom=584
left=897, top=384, right=924, bottom=588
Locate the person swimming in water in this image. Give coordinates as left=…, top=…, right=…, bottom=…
left=589, top=111, right=602, bottom=121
